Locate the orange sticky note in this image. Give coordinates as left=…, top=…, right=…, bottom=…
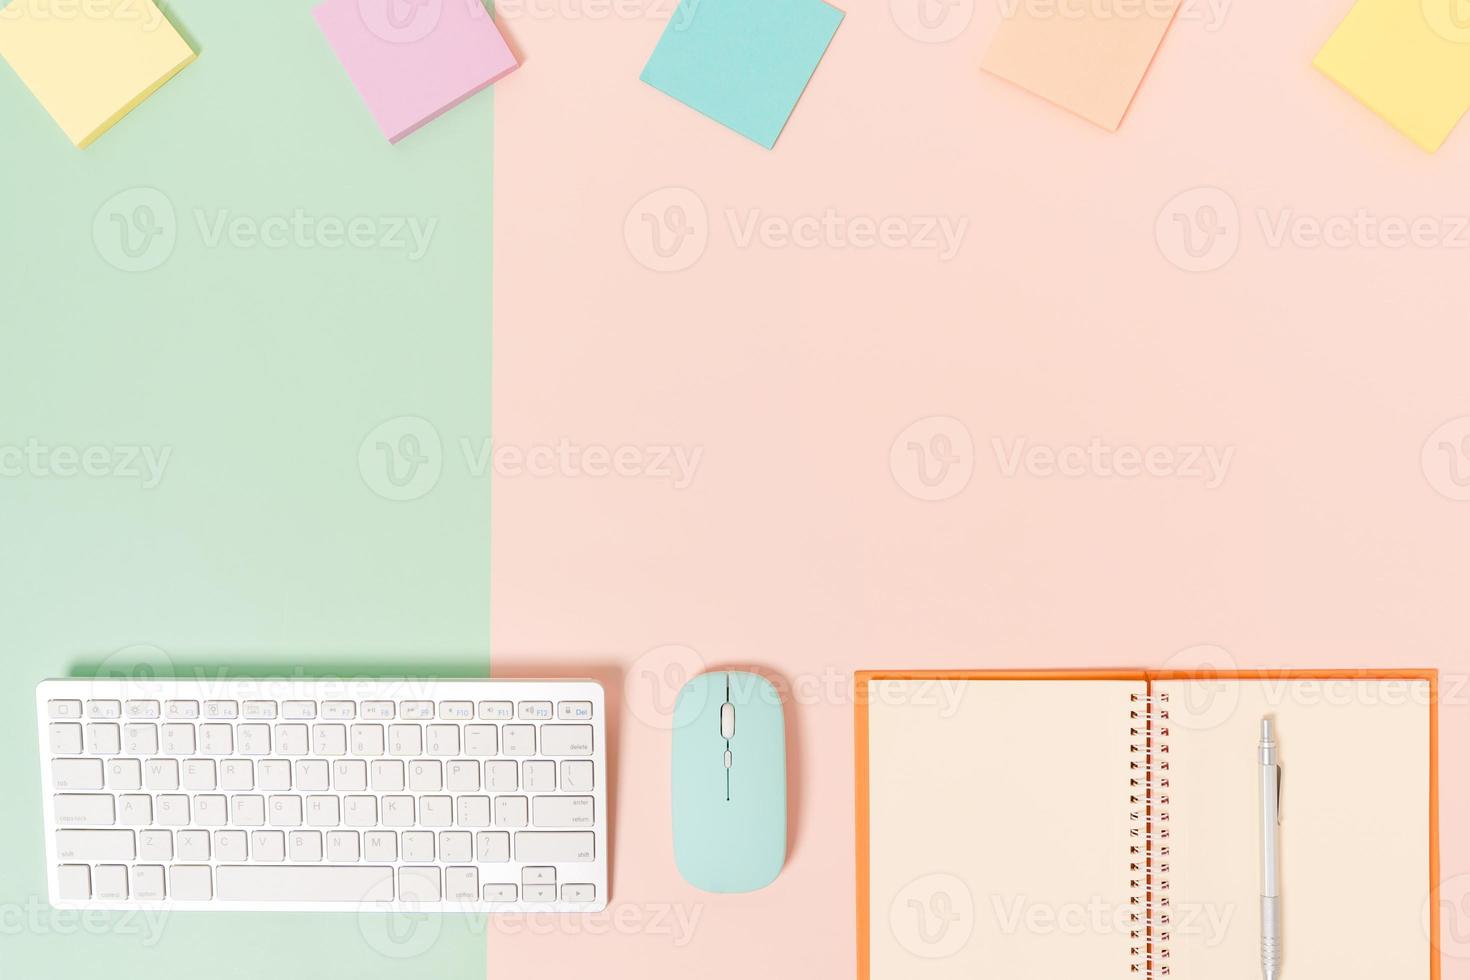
left=982, top=0, right=1181, bottom=131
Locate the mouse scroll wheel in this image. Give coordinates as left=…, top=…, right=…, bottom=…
left=720, top=703, right=735, bottom=739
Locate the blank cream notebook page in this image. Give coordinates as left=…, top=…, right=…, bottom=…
left=1158, top=678, right=1431, bottom=979
left=865, top=679, right=1145, bottom=979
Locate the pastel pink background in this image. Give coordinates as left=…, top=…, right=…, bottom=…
left=489, top=0, right=1470, bottom=974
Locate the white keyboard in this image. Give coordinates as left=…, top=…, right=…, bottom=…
left=36, top=677, right=606, bottom=913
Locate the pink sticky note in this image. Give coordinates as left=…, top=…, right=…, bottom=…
left=313, top=0, right=518, bottom=143
left=982, top=0, right=1181, bottom=131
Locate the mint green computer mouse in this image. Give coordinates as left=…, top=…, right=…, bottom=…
left=671, top=671, right=786, bottom=893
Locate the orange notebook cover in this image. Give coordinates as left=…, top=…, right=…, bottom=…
left=854, top=669, right=1439, bottom=980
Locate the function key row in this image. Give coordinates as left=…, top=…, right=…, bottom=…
left=51, top=699, right=594, bottom=723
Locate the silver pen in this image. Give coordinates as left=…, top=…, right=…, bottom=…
left=1259, top=717, right=1282, bottom=980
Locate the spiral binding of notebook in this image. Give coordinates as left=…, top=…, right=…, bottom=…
left=1129, top=690, right=1171, bottom=978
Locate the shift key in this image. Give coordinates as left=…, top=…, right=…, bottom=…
left=515, top=832, right=595, bottom=862
left=56, top=830, right=135, bottom=860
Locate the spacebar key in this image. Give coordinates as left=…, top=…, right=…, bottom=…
left=216, top=866, right=393, bottom=902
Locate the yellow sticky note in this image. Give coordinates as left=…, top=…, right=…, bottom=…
left=1314, top=0, right=1470, bottom=152
left=0, top=0, right=195, bottom=148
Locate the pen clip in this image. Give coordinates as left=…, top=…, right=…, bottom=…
left=1276, top=763, right=1283, bottom=824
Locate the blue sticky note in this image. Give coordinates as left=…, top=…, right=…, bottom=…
left=640, top=0, right=843, bottom=149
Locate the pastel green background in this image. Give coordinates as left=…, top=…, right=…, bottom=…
left=0, top=1, right=493, bottom=976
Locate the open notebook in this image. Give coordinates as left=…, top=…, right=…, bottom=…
left=855, top=670, right=1439, bottom=980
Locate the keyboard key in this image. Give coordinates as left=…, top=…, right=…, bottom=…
left=524, top=884, right=557, bottom=902
left=426, top=725, right=460, bottom=756
left=558, top=701, right=594, bottom=720
left=216, top=865, right=390, bottom=902
left=401, top=701, right=434, bottom=720
left=118, top=794, right=152, bottom=825
left=403, top=830, right=434, bottom=861
left=476, top=831, right=510, bottom=862
left=215, top=830, right=248, bottom=861
left=275, top=725, right=308, bottom=755
left=131, top=865, right=165, bottom=899
left=388, top=725, right=422, bottom=756
left=171, top=866, right=213, bottom=900
left=181, top=759, right=216, bottom=790
left=485, top=761, right=517, bottom=791
left=483, top=883, right=516, bottom=902
left=107, top=759, right=141, bottom=790
left=562, top=883, right=596, bottom=902
left=123, top=723, right=157, bottom=755
left=457, top=796, right=491, bottom=827
left=382, top=796, right=414, bottom=827
left=561, top=760, right=595, bottom=791
left=155, top=794, right=189, bottom=826
left=289, top=830, right=323, bottom=861
left=54, top=794, right=114, bottom=826
left=268, top=795, right=303, bottom=827
left=540, top=725, right=594, bottom=756
left=478, top=701, right=513, bottom=720
left=371, top=760, right=405, bottom=791
left=351, top=724, right=385, bottom=756
left=399, top=866, right=440, bottom=901
left=252, top=831, right=285, bottom=862
left=446, top=759, right=479, bottom=791
left=58, top=864, right=90, bottom=900
left=501, top=725, right=535, bottom=756
left=420, top=796, right=452, bottom=827
left=445, top=866, right=478, bottom=901
left=84, top=723, right=119, bottom=755
left=145, top=759, right=179, bottom=790
left=220, top=759, right=253, bottom=790
left=345, top=796, right=378, bottom=827
left=327, top=830, right=360, bottom=861
left=282, top=701, right=317, bottom=720
left=242, top=700, right=278, bottom=719
left=313, top=724, right=347, bottom=756
left=86, top=700, right=121, bottom=719
left=322, top=701, right=356, bottom=720
left=362, top=701, right=395, bottom=720
left=438, top=701, right=473, bottom=720
left=232, top=796, right=265, bottom=826
left=203, top=701, right=238, bottom=720
left=409, top=760, right=442, bottom=791
left=296, top=759, right=329, bottom=791
left=364, top=831, right=397, bottom=861
left=125, top=700, right=160, bottom=720
left=523, top=760, right=555, bottom=792
left=237, top=724, right=270, bottom=755
left=258, top=760, right=291, bottom=790
left=51, top=759, right=103, bottom=790
left=440, top=831, right=472, bottom=862
left=48, top=700, right=82, bottom=719
left=533, top=796, right=595, bottom=827
left=165, top=700, right=200, bottom=719
left=196, top=795, right=227, bottom=826
left=522, top=865, right=551, bottom=886
left=55, top=829, right=135, bottom=860
left=494, top=796, right=528, bottom=827
left=138, top=829, right=173, bottom=860
left=94, top=865, right=129, bottom=900
left=516, top=832, right=595, bottom=863
left=178, top=829, right=210, bottom=860
left=518, top=701, right=553, bottom=721
left=306, top=795, right=341, bottom=827
left=162, top=724, right=196, bottom=754
left=333, top=759, right=367, bottom=791
left=199, top=724, right=233, bottom=755
left=464, top=725, right=497, bottom=756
